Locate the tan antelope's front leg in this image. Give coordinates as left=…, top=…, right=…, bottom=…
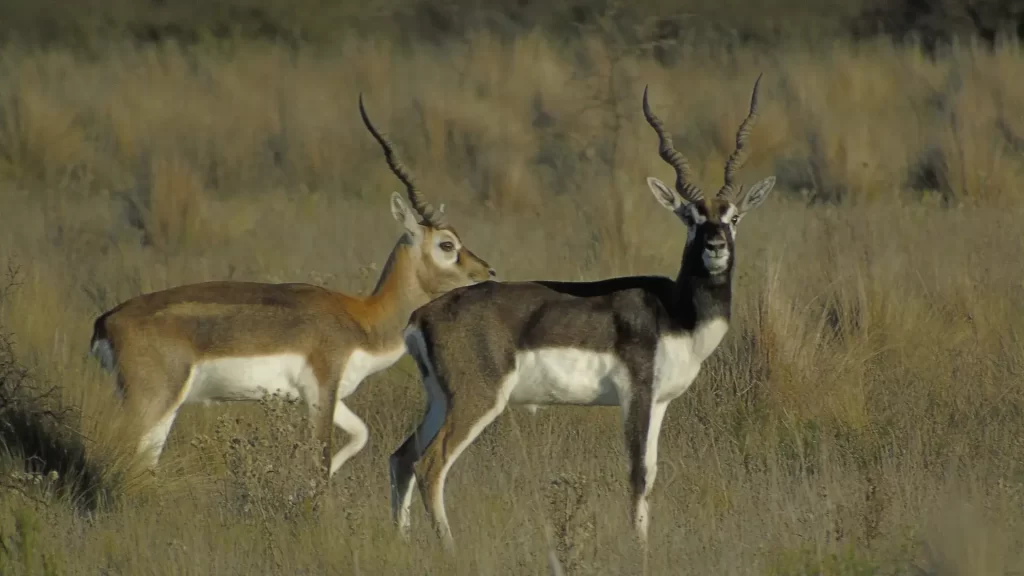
left=308, top=356, right=340, bottom=477
left=329, top=400, right=369, bottom=477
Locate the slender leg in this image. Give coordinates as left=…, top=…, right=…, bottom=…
left=391, top=328, right=450, bottom=537
left=414, top=376, right=514, bottom=552
left=630, top=400, right=669, bottom=545
left=329, top=401, right=369, bottom=477
left=312, top=388, right=338, bottom=476
left=131, top=364, right=196, bottom=469
left=307, top=357, right=340, bottom=477
left=617, top=344, right=658, bottom=549
left=389, top=434, right=420, bottom=538
left=390, top=369, right=447, bottom=537
left=138, top=412, right=178, bottom=469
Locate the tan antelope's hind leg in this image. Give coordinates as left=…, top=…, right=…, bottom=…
left=413, top=374, right=515, bottom=552
left=121, top=358, right=196, bottom=470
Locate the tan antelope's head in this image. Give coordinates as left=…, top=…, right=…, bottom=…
left=642, top=75, right=776, bottom=277
left=359, top=95, right=496, bottom=297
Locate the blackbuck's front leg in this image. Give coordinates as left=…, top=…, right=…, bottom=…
left=628, top=398, right=669, bottom=548
left=618, top=344, right=663, bottom=548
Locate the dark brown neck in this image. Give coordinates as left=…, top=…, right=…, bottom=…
left=674, top=242, right=733, bottom=326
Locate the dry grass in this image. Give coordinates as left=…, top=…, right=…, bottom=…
left=0, top=31, right=1023, bottom=575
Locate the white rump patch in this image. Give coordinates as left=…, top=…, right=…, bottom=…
left=90, top=337, right=117, bottom=372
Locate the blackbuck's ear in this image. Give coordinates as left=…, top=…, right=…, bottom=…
left=737, top=176, right=776, bottom=214
left=647, top=177, right=687, bottom=213
left=391, top=192, right=423, bottom=242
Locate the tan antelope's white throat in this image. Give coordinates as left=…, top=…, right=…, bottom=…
left=89, top=94, right=495, bottom=478
left=387, top=75, right=776, bottom=553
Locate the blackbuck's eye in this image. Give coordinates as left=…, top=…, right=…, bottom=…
left=440, top=241, right=456, bottom=252
left=731, top=215, right=740, bottom=225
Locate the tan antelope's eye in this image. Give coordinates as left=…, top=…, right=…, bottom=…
left=440, top=241, right=456, bottom=252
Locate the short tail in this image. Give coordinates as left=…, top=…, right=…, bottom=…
left=89, top=313, right=117, bottom=372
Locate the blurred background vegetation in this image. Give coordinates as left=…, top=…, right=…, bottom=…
left=0, top=0, right=1023, bottom=574
left=4, top=0, right=1024, bottom=51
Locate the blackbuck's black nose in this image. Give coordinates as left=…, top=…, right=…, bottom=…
left=707, top=238, right=727, bottom=251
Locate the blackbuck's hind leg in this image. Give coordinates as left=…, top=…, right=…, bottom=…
left=390, top=433, right=420, bottom=537
left=390, top=364, right=448, bottom=537
left=413, top=374, right=515, bottom=552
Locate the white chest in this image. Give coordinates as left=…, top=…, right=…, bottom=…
left=653, top=318, right=729, bottom=402
left=336, top=345, right=407, bottom=398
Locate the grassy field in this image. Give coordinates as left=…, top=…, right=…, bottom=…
left=0, top=30, right=1023, bottom=575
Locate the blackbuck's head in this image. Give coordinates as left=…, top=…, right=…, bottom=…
left=359, top=95, right=496, bottom=296
left=642, top=75, right=776, bottom=277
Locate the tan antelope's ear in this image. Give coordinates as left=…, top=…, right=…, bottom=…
left=737, top=176, right=776, bottom=214
left=391, top=192, right=423, bottom=242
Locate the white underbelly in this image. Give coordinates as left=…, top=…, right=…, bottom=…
left=187, top=354, right=317, bottom=404
left=509, top=348, right=625, bottom=406
left=504, top=327, right=727, bottom=408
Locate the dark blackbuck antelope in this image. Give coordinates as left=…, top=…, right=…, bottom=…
left=389, top=75, right=776, bottom=550
left=89, top=95, right=495, bottom=477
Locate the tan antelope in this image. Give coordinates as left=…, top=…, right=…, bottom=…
left=388, top=76, right=775, bottom=551
left=89, top=95, right=496, bottom=476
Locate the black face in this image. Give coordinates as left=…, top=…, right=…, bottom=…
left=678, top=198, right=741, bottom=277
left=647, top=175, right=777, bottom=280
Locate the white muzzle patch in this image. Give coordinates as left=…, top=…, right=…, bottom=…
left=703, top=249, right=729, bottom=274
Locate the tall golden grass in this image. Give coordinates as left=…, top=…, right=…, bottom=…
left=0, top=32, right=1023, bottom=574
